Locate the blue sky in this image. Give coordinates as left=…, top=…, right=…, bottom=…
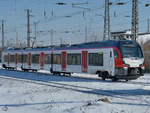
left=0, top=0, right=150, bottom=47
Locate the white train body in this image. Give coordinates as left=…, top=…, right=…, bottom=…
left=2, top=40, right=145, bottom=80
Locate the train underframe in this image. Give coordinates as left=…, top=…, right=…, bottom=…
left=98, top=67, right=145, bottom=81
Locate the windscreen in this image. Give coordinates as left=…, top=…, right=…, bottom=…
left=121, top=45, right=143, bottom=58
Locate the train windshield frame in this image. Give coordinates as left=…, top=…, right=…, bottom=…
left=120, top=44, right=143, bottom=58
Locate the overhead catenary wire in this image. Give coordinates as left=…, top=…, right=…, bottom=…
left=1, top=0, right=150, bottom=47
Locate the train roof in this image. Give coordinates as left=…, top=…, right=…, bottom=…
left=3, top=40, right=138, bottom=53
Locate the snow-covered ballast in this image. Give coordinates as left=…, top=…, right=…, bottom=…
left=2, top=40, right=145, bottom=81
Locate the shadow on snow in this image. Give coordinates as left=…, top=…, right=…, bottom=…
left=0, top=101, right=85, bottom=107
left=0, top=69, right=103, bottom=83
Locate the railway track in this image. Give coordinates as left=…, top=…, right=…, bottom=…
left=0, top=69, right=148, bottom=104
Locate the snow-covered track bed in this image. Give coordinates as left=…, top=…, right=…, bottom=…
left=0, top=69, right=149, bottom=102
left=0, top=69, right=150, bottom=113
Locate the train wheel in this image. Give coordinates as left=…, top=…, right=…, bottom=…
left=98, top=72, right=102, bottom=77
left=102, top=76, right=106, bottom=80
left=101, top=71, right=108, bottom=81
left=102, top=77, right=106, bottom=80
left=112, top=77, right=118, bottom=82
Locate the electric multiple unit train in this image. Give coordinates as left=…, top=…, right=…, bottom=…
left=2, top=40, right=145, bottom=81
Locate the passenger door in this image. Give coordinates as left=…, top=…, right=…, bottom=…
left=8, top=53, right=10, bottom=66
left=15, top=53, right=18, bottom=66
left=40, top=52, right=45, bottom=69
left=28, top=53, right=31, bottom=68
left=61, top=51, right=67, bottom=71
left=82, top=51, right=88, bottom=72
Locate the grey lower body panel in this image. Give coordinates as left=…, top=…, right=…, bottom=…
left=115, top=67, right=144, bottom=80
left=115, top=75, right=141, bottom=80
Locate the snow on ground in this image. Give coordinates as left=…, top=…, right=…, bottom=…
left=0, top=69, right=149, bottom=113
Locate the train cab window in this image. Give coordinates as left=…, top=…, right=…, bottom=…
left=121, top=45, right=144, bottom=58
left=32, top=54, right=40, bottom=64
left=138, top=47, right=143, bottom=58
left=10, top=55, right=15, bottom=62
left=88, top=53, right=103, bottom=66
left=45, top=54, right=51, bottom=64
left=4, top=55, right=8, bottom=62
left=53, top=54, right=61, bottom=64
left=67, top=54, right=81, bottom=65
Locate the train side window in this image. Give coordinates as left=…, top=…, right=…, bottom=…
left=23, top=54, right=27, bottom=63
left=88, top=53, right=103, bottom=66
left=113, top=50, right=119, bottom=58
left=10, top=55, right=15, bottom=62
left=4, top=55, right=8, bottom=62
left=67, top=54, right=81, bottom=65
left=32, top=54, right=40, bottom=64
left=53, top=54, right=61, bottom=64
left=18, top=54, right=22, bottom=63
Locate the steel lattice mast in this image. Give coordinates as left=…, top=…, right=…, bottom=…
left=103, top=0, right=110, bottom=40
left=131, top=0, right=138, bottom=41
